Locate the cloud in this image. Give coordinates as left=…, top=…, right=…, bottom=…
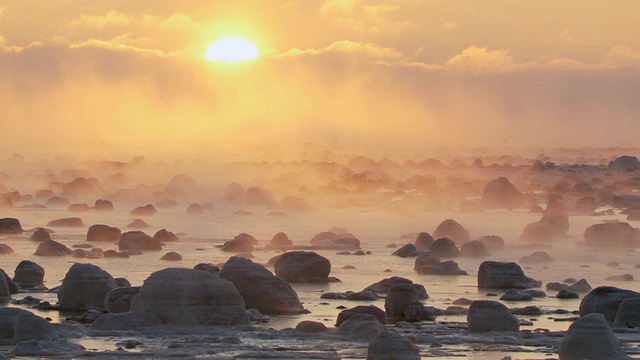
left=444, top=46, right=533, bottom=72
left=69, top=33, right=170, bottom=56
left=277, top=40, right=403, bottom=61
left=605, top=44, right=640, bottom=67
left=67, top=11, right=134, bottom=29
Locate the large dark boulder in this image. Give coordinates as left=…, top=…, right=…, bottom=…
left=58, top=263, right=117, bottom=311
left=218, top=256, right=305, bottom=314
left=13, top=260, right=45, bottom=289
left=559, top=313, right=630, bottom=360
left=609, top=155, right=640, bottom=171
left=134, top=268, right=247, bottom=325
left=467, top=300, right=519, bottom=332
left=34, top=240, right=73, bottom=256
left=274, top=251, right=331, bottom=282
left=477, top=261, right=541, bottom=289
left=429, top=238, right=460, bottom=258
left=336, top=305, right=386, bottom=327
left=0, top=218, right=23, bottom=234
left=366, top=331, right=421, bottom=360
left=86, top=224, right=121, bottom=242
left=47, top=217, right=84, bottom=227
left=579, top=286, right=640, bottom=322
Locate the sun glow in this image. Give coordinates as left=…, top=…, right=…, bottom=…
left=205, top=37, right=259, bottom=63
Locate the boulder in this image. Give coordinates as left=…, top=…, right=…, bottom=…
left=558, top=313, right=630, bottom=360
left=481, top=176, right=524, bottom=209
left=58, top=263, right=117, bottom=311
left=416, top=260, right=467, bottom=275
left=366, top=331, right=421, bottom=360
left=29, top=228, right=51, bottom=241
left=336, top=305, right=386, bottom=327
left=186, top=203, right=203, bottom=215
left=414, top=232, right=434, bottom=250
left=432, top=219, right=469, bottom=244
left=520, top=251, right=554, bottom=263
left=614, top=298, right=640, bottom=328
left=127, top=219, right=148, bottom=228
left=1, top=269, right=19, bottom=295
left=193, top=263, right=220, bottom=274
left=579, top=286, right=640, bottom=322
left=365, top=277, right=428, bottom=299
left=62, top=177, right=94, bottom=197
left=218, top=256, right=305, bottom=314
left=130, top=204, right=156, bottom=216
left=0, top=272, right=11, bottom=303
left=403, top=301, right=436, bottom=322
left=0, top=218, right=23, bottom=234
left=160, top=252, right=182, bottom=261
left=103, top=250, right=129, bottom=258
left=12, top=339, right=86, bottom=357
left=413, top=251, right=441, bottom=271
left=47, top=217, right=84, bottom=227
left=34, top=240, right=73, bottom=256
left=584, top=222, right=640, bottom=248
left=274, top=251, right=331, bottom=282
left=478, top=235, right=505, bottom=251
left=384, top=284, right=420, bottom=322
left=68, top=203, right=90, bottom=212
left=429, top=238, right=460, bottom=258
left=135, top=267, right=248, bottom=325
left=0, top=308, right=32, bottom=338
left=609, top=155, right=640, bottom=171
left=338, top=314, right=386, bottom=341
left=233, top=233, right=258, bottom=245
left=460, top=240, right=488, bottom=257
left=153, top=229, right=179, bottom=242
left=220, top=237, right=254, bottom=253
left=569, top=279, right=592, bottom=293
left=500, top=289, right=534, bottom=301
left=13, top=260, right=45, bottom=289
left=86, top=224, right=121, bottom=242
left=467, top=300, right=519, bottom=332
left=94, top=199, right=114, bottom=211
left=392, top=244, right=420, bottom=258
left=267, top=232, right=292, bottom=248
left=295, top=320, right=327, bottom=332
left=557, top=288, right=579, bottom=299
left=346, top=290, right=378, bottom=301
left=118, top=231, right=162, bottom=251
left=477, top=261, right=541, bottom=289
left=104, top=286, right=141, bottom=313
left=90, top=312, right=162, bottom=331
left=13, top=312, right=59, bottom=343
left=0, top=244, right=13, bottom=254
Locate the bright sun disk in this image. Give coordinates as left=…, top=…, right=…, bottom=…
left=205, top=37, right=259, bottom=63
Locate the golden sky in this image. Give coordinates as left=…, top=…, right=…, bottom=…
left=1, top=0, right=640, bottom=159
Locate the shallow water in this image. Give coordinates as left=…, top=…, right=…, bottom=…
left=2, top=204, right=640, bottom=358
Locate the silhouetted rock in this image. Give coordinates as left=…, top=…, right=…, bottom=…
left=338, top=314, right=386, bottom=341
left=127, top=219, right=148, bottom=228
left=584, top=222, right=640, bottom=247
left=134, top=268, right=248, bottom=325
left=105, top=286, right=141, bottom=313
left=266, top=232, right=292, bottom=249
left=477, top=261, right=541, bottom=289
left=579, top=286, right=640, bottom=322
left=414, top=232, right=434, bottom=250
left=86, top=224, right=121, bottom=242
left=366, top=331, right=421, bottom=360
left=413, top=251, right=441, bottom=271
left=186, top=203, right=203, bottom=215
left=13, top=260, right=44, bottom=289
left=218, top=256, right=305, bottom=315
left=365, top=277, right=428, bottom=299
left=392, top=244, right=420, bottom=257
left=94, top=199, right=114, bottom=211
left=432, top=219, right=470, bottom=244
left=295, top=320, right=327, bottom=332
left=460, top=240, right=488, bottom=257
left=118, top=231, right=162, bottom=251
left=62, top=177, right=95, bottom=197
left=559, top=313, right=630, bottom=360
left=0, top=218, right=23, bottom=234
left=130, top=204, right=156, bottom=216
left=429, top=238, right=460, bottom=258
left=193, top=263, right=220, bottom=274
left=221, top=236, right=254, bottom=253
left=153, top=229, right=179, bottom=242
left=13, top=312, right=59, bottom=343
left=29, top=228, right=51, bottom=242
left=609, top=155, right=640, bottom=171
left=34, top=240, right=73, bottom=256
left=482, top=176, right=524, bottom=209
left=520, top=251, right=554, bottom=263
left=58, top=263, right=117, bottom=311
left=47, top=217, right=84, bottom=227
left=336, top=305, right=386, bottom=327
left=68, top=203, right=90, bottom=212
left=160, top=251, right=182, bottom=261
left=614, top=298, right=640, bottom=328
left=416, top=260, right=467, bottom=275
left=0, top=244, right=13, bottom=254
left=467, top=300, right=519, bottom=332
left=477, top=235, right=505, bottom=251
left=274, top=251, right=331, bottom=282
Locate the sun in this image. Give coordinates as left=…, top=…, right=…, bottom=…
left=205, top=37, right=259, bottom=63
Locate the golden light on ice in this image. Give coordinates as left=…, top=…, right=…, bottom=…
left=205, top=37, right=259, bottom=63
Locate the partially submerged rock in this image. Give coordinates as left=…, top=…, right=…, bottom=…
left=584, top=222, right=640, bottom=248
left=365, top=277, right=428, bottom=299
left=218, top=256, right=305, bottom=315
left=367, top=331, right=421, bottom=360
left=86, top=224, right=121, bottom=242
left=47, top=217, right=84, bottom=227
left=467, top=300, right=519, bottom=332
left=134, top=267, right=248, bottom=325
left=274, top=251, right=331, bottom=282
left=579, top=286, right=640, bottom=322
left=477, top=261, right=541, bottom=289
left=0, top=218, right=23, bottom=234
left=558, top=313, right=630, bottom=360
left=432, top=219, right=470, bottom=244
left=481, top=176, right=524, bottom=209
left=13, top=260, right=45, bottom=289
left=118, top=231, right=162, bottom=251
left=34, top=240, right=73, bottom=256
left=58, top=263, right=117, bottom=311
